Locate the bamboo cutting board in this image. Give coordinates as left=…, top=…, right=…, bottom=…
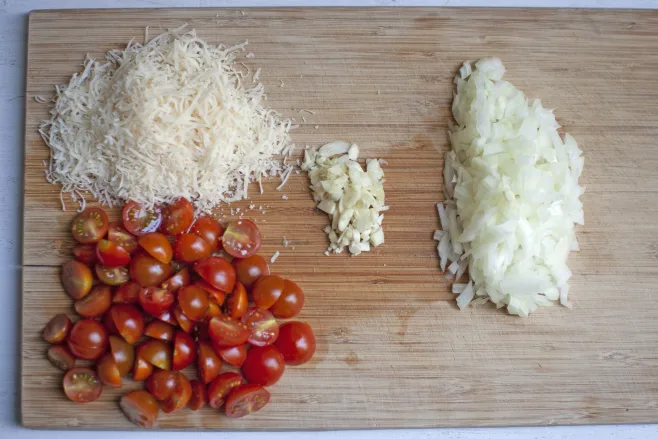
left=22, top=7, right=658, bottom=430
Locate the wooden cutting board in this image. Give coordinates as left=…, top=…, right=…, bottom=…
left=22, top=7, right=658, bottom=430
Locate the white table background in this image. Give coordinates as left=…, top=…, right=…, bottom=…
left=2, top=0, right=658, bottom=438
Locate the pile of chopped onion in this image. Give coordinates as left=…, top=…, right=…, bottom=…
left=438, top=58, right=584, bottom=317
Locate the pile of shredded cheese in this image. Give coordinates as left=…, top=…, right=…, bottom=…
left=39, top=25, right=294, bottom=213
left=439, top=58, right=584, bottom=317
left=302, top=141, right=387, bottom=256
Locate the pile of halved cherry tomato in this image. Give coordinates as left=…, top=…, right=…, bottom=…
left=44, top=198, right=316, bottom=428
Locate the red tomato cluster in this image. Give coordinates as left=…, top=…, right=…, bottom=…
left=45, top=199, right=316, bottom=428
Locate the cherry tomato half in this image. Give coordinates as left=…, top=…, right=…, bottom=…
left=242, top=307, right=279, bottom=347
left=113, top=281, right=141, bottom=304
left=120, top=390, right=159, bottom=428
left=222, top=219, right=262, bottom=259
left=72, top=244, right=97, bottom=265
left=67, top=319, right=108, bottom=361
left=173, top=331, right=196, bottom=371
left=216, top=344, right=248, bottom=367
left=72, top=208, right=109, bottom=244
left=96, top=239, right=131, bottom=267
left=274, top=321, right=316, bottom=365
left=47, top=345, right=76, bottom=371
left=144, top=320, right=175, bottom=342
left=160, top=198, right=194, bottom=236
left=75, top=285, right=112, bottom=318
left=205, top=300, right=223, bottom=320
left=108, top=223, right=139, bottom=254
left=194, top=257, right=236, bottom=293
left=178, top=285, right=209, bottom=322
left=43, top=314, right=72, bottom=344
left=130, top=251, right=172, bottom=287
left=106, top=304, right=144, bottom=345
left=194, top=279, right=226, bottom=305
left=139, top=287, right=175, bottom=317
left=138, top=232, right=173, bottom=264
left=133, top=348, right=154, bottom=382
left=241, top=345, right=285, bottom=387
left=233, top=255, right=270, bottom=291
left=173, top=305, right=194, bottom=333
left=225, top=281, right=248, bottom=319
left=123, top=201, right=162, bottom=236
left=61, top=260, right=93, bottom=300
left=252, top=275, right=284, bottom=309
left=109, top=335, right=135, bottom=377
left=208, top=372, right=244, bottom=409
left=197, top=341, right=222, bottom=384
left=189, top=379, right=207, bottom=411
left=174, top=234, right=211, bottom=264
left=146, top=370, right=177, bottom=401
left=160, top=372, right=192, bottom=413
left=63, top=367, right=103, bottom=403
left=208, top=315, right=249, bottom=347
left=190, top=217, right=224, bottom=252
left=96, top=352, right=122, bottom=388
left=270, top=279, right=305, bottom=319
left=160, top=268, right=190, bottom=293
left=138, top=339, right=172, bottom=370
left=225, top=384, right=270, bottom=418
left=96, top=264, right=130, bottom=286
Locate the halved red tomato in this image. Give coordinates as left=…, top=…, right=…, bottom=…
left=155, top=308, right=177, bottom=326
left=160, top=268, right=190, bottom=292
left=138, top=339, right=172, bottom=370
left=189, top=379, right=206, bottom=411
left=133, top=348, right=154, bottom=382
left=160, top=372, right=192, bottom=413
left=194, top=279, right=226, bottom=305
left=75, top=284, right=111, bottom=318
left=216, top=344, right=248, bottom=367
left=190, top=217, right=224, bottom=252
left=108, top=223, right=139, bottom=254
left=225, top=281, right=248, bottom=319
left=274, top=321, right=316, bottom=365
left=232, top=255, right=270, bottom=290
left=173, top=305, right=194, bottom=333
left=63, top=367, right=103, bottom=403
left=242, top=307, right=279, bottom=347
left=67, top=319, right=108, bottom=361
left=120, top=390, right=159, bottom=428
left=109, top=335, right=135, bottom=377
left=96, top=264, right=130, bottom=286
left=113, top=281, right=141, bottom=304
left=159, top=198, right=194, bottom=236
left=138, top=232, right=173, bottom=264
left=122, top=201, right=162, bottom=236
left=193, top=257, right=236, bottom=293
left=208, top=372, right=244, bottom=409
left=73, top=244, right=97, bottom=265
left=96, top=239, right=131, bottom=267
left=225, top=384, right=270, bottom=418
left=174, top=234, right=211, bottom=264
left=47, top=345, right=76, bottom=371
left=197, top=341, right=222, bottom=384
left=178, top=285, right=209, bottom=322
left=173, top=330, right=196, bottom=371
left=208, top=315, right=249, bottom=347
left=251, top=275, right=284, bottom=309
left=222, top=219, right=261, bottom=258
left=139, top=287, right=174, bottom=317
left=106, top=304, right=145, bottom=344
left=205, top=300, right=223, bottom=319
left=72, top=208, right=109, bottom=244
left=43, top=314, right=72, bottom=344
left=270, top=279, right=305, bottom=318
left=96, top=352, right=122, bottom=387
left=146, top=370, right=177, bottom=401
left=130, top=251, right=172, bottom=287
left=144, top=320, right=175, bottom=342
left=62, top=260, right=93, bottom=300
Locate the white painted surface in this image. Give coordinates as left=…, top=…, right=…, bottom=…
left=3, top=0, right=658, bottom=438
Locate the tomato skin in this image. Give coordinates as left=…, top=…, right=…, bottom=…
left=252, top=275, right=284, bottom=309
left=159, top=198, right=194, bottom=236
left=274, top=321, right=316, bottom=365
left=174, top=234, right=212, bottom=264
left=173, top=305, right=194, bottom=333
left=43, top=314, right=72, bottom=344
left=190, top=217, right=224, bottom=252
left=225, top=384, right=270, bottom=418
left=107, top=304, right=145, bottom=344
left=178, top=285, right=209, bottom=322
left=225, top=282, right=248, bottom=319
left=233, top=255, right=270, bottom=291
left=216, top=344, right=248, bottom=367
left=73, top=244, right=98, bottom=265
left=155, top=308, right=177, bottom=326
left=270, top=279, right=305, bottom=318
left=138, top=232, right=173, bottom=264
left=122, top=201, right=162, bottom=236
left=67, top=319, right=108, bottom=361
left=189, top=379, right=207, bottom=411
left=75, top=285, right=112, bottom=318
left=241, top=345, right=285, bottom=387
left=242, top=307, right=279, bottom=347
left=208, top=372, right=244, bottom=409
left=160, top=268, right=190, bottom=293
left=47, top=345, right=76, bottom=371
left=130, top=251, right=172, bottom=287
left=222, top=219, right=262, bottom=259
left=205, top=300, right=223, bottom=320
left=133, top=350, right=154, bottom=382
left=96, top=264, right=130, bottom=286
left=138, top=339, right=172, bottom=370
left=113, top=281, right=141, bottom=304
left=96, top=239, right=131, bottom=267
left=146, top=370, right=177, bottom=401
left=194, top=279, right=226, bottom=305
left=197, top=341, right=222, bottom=384
left=139, top=287, right=175, bottom=317
left=194, top=257, right=236, bottom=293
left=120, top=390, right=159, bottom=429
left=61, top=260, right=93, bottom=300
left=108, top=223, right=139, bottom=254
left=208, top=315, right=249, bottom=347
left=109, top=335, right=135, bottom=377
left=144, top=320, right=175, bottom=342
left=63, top=367, right=103, bottom=403
left=173, top=330, right=196, bottom=371
left=96, top=353, right=122, bottom=387
left=160, top=372, right=192, bottom=413
left=72, top=208, right=109, bottom=244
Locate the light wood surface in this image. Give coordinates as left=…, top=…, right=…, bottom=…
left=22, top=7, right=658, bottom=430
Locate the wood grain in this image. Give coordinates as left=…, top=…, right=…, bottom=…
left=22, top=7, right=658, bottom=430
